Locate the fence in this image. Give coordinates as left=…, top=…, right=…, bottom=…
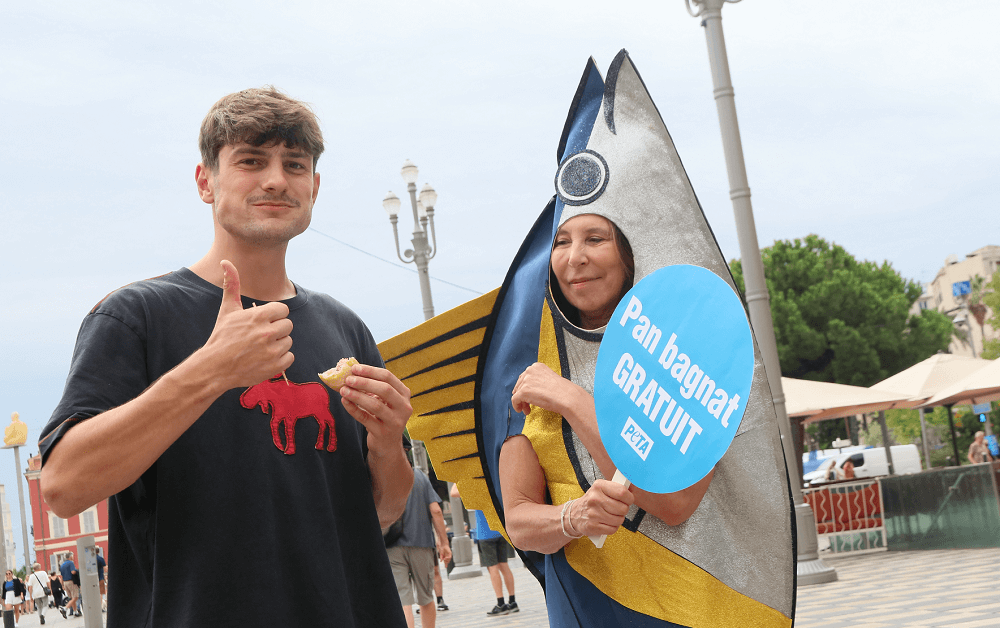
left=879, top=462, right=1000, bottom=551
left=803, top=478, right=886, bottom=554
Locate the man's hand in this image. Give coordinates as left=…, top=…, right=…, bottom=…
left=201, top=260, right=294, bottom=390
left=337, top=363, right=412, bottom=456
left=437, top=538, right=453, bottom=565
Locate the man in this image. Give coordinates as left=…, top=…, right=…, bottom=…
left=38, top=87, right=414, bottom=627
left=27, top=562, right=51, bottom=625
left=387, top=467, right=452, bottom=628
left=96, top=552, right=106, bottom=611
left=59, top=554, right=79, bottom=617
left=473, top=509, right=518, bottom=616
left=968, top=431, right=994, bottom=464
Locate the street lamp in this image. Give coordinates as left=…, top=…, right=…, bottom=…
left=382, top=159, right=439, bottom=322
left=382, top=163, right=480, bottom=579
left=686, top=0, right=837, bottom=584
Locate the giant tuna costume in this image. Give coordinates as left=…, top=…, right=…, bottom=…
left=378, top=50, right=795, bottom=627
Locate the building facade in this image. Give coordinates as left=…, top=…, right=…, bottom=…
left=0, top=487, right=15, bottom=571
left=913, top=245, right=999, bottom=357
left=25, top=455, right=109, bottom=574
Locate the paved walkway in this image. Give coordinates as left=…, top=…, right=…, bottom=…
left=8, top=547, right=999, bottom=627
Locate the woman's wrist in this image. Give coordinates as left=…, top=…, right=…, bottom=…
left=560, top=499, right=583, bottom=539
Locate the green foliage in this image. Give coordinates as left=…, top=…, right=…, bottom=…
left=13, top=566, right=26, bottom=580
left=980, top=272, right=1000, bottom=359
left=730, top=235, right=954, bottom=386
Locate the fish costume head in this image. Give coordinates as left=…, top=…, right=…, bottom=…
left=379, top=50, right=795, bottom=628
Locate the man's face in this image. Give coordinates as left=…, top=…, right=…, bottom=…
left=196, top=141, right=320, bottom=248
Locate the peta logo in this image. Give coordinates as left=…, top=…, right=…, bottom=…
left=620, top=417, right=652, bottom=461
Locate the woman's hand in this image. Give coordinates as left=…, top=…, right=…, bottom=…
left=511, top=362, right=584, bottom=417
left=568, top=479, right=635, bottom=537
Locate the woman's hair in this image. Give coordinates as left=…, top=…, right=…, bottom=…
left=550, top=216, right=635, bottom=327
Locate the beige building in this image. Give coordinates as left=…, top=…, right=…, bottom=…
left=0, top=486, right=14, bottom=571
left=913, top=245, right=999, bottom=357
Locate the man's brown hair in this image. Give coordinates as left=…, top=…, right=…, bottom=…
left=198, top=86, right=325, bottom=171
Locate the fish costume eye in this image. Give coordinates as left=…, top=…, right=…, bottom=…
left=555, top=150, right=609, bottom=206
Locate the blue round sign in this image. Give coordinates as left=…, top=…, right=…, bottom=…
left=594, top=265, right=754, bottom=493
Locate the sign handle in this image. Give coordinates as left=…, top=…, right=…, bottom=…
left=590, top=469, right=631, bottom=549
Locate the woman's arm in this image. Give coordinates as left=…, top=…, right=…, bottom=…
left=500, top=435, right=633, bottom=554
left=511, top=363, right=714, bottom=526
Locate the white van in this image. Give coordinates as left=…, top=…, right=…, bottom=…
left=807, top=444, right=922, bottom=485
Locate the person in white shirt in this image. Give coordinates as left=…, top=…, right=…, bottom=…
left=27, top=564, right=51, bottom=625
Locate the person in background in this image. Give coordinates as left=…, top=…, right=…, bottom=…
left=968, top=431, right=994, bottom=465
left=59, top=554, right=79, bottom=617
left=28, top=563, right=51, bottom=625
left=387, top=467, right=452, bottom=628
left=96, top=551, right=107, bottom=612
left=48, top=572, right=66, bottom=618
left=474, top=509, right=518, bottom=617
left=3, top=569, right=26, bottom=625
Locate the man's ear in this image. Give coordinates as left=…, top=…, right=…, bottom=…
left=312, top=171, right=321, bottom=204
left=196, top=163, right=214, bottom=205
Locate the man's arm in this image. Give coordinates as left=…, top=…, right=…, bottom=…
left=429, top=501, right=452, bottom=565
left=337, top=363, right=414, bottom=527
left=42, top=261, right=294, bottom=517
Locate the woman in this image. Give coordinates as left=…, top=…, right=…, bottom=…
left=501, top=214, right=715, bottom=553
left=3, top=569, right=26, bottom=624
left=48, top=572, right=66, bottom=618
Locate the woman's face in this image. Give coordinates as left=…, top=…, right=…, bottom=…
left=4, top=571, right=11, bottom=581
left=551, top=214, right=627, bottom=329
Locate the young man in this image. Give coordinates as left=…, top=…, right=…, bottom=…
left=39, top=87, right=413, bottom=627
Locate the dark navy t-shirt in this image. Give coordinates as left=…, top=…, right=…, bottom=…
left=40, top=268, right=406, bottom=628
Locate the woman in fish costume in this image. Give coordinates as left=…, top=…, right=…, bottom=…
left=379, top=50, right=795, bottom=628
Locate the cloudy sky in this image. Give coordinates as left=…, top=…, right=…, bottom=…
left=2, top=1, right=998, bottom=562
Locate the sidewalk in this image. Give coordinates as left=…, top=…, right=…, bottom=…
left=10, top=547, right=999, bottom=627
left=433, top=547, right=1000, bottom=628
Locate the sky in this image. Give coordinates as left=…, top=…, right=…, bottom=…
left=2, top=1, right=998, bottom=565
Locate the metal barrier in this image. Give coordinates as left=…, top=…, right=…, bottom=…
left=879, top=463, right=1000, bottom=551
left=802, top=478, right=886, bottom=555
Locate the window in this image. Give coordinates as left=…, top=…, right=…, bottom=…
left=50, top=514, right=66, bottom=538
left=81, top=508, right=98, bottom=534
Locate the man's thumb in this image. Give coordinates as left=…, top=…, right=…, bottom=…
left=219, top=260, right=243, bottom=314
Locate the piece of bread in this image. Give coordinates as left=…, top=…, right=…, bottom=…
left=319, top=357, right=360, bottom=390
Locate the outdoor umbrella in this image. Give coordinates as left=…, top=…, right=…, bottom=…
left=922, top=358, right=1000, bottom=407
left=783, top=377, right=917, bottom=423
left=783, top=377, right=916, bottom=477
left=872, top=353, right=992, bottom=466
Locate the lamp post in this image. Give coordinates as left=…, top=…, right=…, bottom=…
left=686, top=0, right=837, bottom=584
left=382, top=159, right=439, bottom=323
left=382, top=162, right=481, bottom=579
left=383, top=160, right=439, bottom=475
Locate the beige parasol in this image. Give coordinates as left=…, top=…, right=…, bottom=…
left=871, top=353, right=993, bottom=466
left=870, top=353, right=992, bottom=403
left=922, top=358, right=1000, bottom=407
left=783, top=377, right=916, bottom=423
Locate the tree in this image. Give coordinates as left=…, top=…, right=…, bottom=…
left=730, top=235, right=954, bottom=387
left=979, top=272, right=1000, bottom=359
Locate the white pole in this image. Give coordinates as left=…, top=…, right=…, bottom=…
left=688, top=0, right=836, bottom=585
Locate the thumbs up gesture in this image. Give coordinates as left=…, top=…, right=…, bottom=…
left=202, top=260, right=295, bottom=390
